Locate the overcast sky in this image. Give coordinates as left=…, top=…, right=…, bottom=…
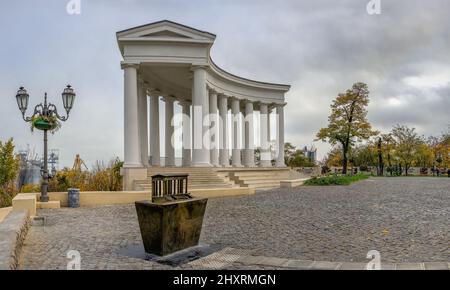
left=1, top=0, right=449, bottom=168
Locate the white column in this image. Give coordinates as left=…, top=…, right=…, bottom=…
left=122, top=63, right=142, bottom=167
left=180, top=100, right=192, bottom=167
left=276, top=104, right=286, bottom=167
left=149, top=93, right=160, bottom=166
left=219, top=95, right=230, bottom=167
left=209, top=90, right=219, bottom=167
left=259, top=103, right=271, bottom=167
left=231, top=98, right=242, bottom=167
left=138, top=81, right=149, bottom=166
left=191, top=66, right=211, bottom=167
left=163, top=96, right=175, bottom=167
left=244, top=100, right=255, bottom=167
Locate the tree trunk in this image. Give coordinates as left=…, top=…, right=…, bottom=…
left=342, top=146, right=348, bottom=175
left=377, top=138, right=383, bottom=176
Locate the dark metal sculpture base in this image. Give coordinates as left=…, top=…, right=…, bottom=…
left=135, top=198, right=208, bottom=257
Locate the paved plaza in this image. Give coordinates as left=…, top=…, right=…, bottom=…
left=19, top=178, right=449, bottom=270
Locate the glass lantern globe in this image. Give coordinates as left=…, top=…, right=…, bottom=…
left=16, top=87, right=29, bottom=113
left=62, top=85, right=76, bottom=113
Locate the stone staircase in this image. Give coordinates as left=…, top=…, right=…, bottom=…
left=221, top=168, right=305, bottom=190
left=133, top=167, right=238, bottom=191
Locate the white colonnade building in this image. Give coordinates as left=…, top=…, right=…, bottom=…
left=117, top=21, right=291, bottom=190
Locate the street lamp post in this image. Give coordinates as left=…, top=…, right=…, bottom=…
left=15, top=85, right=76, bottom=202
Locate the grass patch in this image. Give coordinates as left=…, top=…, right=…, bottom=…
left=304, top=173, right=370, bottom=186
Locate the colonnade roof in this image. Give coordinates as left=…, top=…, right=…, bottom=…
left=117, top=20, right=291, bottom=103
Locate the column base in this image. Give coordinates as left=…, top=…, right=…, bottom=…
left=259, top=161, right=272, bottom=167
left=121, top=167, right=148, bottom=191
left=191, top=162, right=213, bottom=167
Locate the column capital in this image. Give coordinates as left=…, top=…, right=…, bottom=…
left=218, top=93, right=228, bottom=99
left=148, top=88, right=161, bottom=96
left=275, top=102, right=288, bottom=108
left=208, top=88, right=218, bottom=95
left=178, top=99, right=191, bottom=107
left=121, top=62, right=140, bottom=70
left=162, top=95, right=176, bottom=103
left=191, top=65, right=208, bottom=72
left=256, top=101, right=270, bottom=106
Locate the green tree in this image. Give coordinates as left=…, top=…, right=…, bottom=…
left=0, top=139, right=20, bottom=207
left=316, top=82, right=378, bottom=174
left=324, top=146, right=343, bottom=167
left=284, top=143, right=315, bottom=167
left=414, top=143, right=434, bottom=168
left=391, top=125, right=423, bottom=176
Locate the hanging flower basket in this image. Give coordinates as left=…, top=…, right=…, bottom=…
left=31, top=116, right=61, bottom=133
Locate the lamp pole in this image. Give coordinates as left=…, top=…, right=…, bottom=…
left=15, top=86, right=76, bottom=202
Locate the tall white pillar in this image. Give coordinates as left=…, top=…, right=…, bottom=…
left=191, top=66, right=211, bottom=167
left=244, top=100, right=255, bottom=167
left=138, top=81, right=149, bottom=166
left=259, top=103, right=271, bottom=167
left=276, top=104, right=286, bottom=167
left=149, top=94, right=160, bottom=166
left=219, top=95, right=230, bottom=167
left=180, top=100, right=192, bottom=167
left=209, top=90, right=219, bottom=167
left=122, top=63, right=142, bottom=167
left=231, top=98, right=242, bottom=167
left=163, top=96, right=175, bottom=167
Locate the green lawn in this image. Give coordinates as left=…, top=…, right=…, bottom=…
left=304, top=173, right=370, bottom=186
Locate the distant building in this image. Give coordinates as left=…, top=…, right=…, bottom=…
left=303, top=146, right=317, bottom=164
left=17, top=147, right=59, bottom=187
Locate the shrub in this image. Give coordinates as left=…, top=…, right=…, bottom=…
left=0, top=139, right=20, bottom=208
left=20, top=184, right=41, bottom=193
left=46, top=158, right=123, bottom=192
left=304, top=173, right=370, bottom=186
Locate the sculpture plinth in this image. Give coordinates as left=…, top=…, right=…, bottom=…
left=135, top=174, right=207, bottom=256
left=135, top=198, right=208, bottom=256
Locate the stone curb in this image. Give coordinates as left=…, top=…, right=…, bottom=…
left=230, top=253, right=450, bottom=270
left=0, top=210, right=31, bottom=270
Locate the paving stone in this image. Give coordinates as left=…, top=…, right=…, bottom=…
left=17, top=177, right=450, bottom=269
left=236, top=255, right=266, bottom=265
left=310, top=261, right=342, bottom=270
left=284, top=260, right=314, bottom=269
left=381, top=263, right=397, bottom=270
left=395, top=263, right=424, bottom=270
left=423, top=262, right=449, bottom=270
left=338, top=262, right=367, bottom=270
left=255, top=257, right=290, bottom=267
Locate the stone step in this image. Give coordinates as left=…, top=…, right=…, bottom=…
left=233, top=175, right=291, bottom=181
left=232, top=172, right=291, bottom=177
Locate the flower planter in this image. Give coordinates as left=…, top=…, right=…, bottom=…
left=32, top=118, right=58, bottom=131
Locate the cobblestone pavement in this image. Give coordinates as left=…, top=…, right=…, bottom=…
left=19, top=177, right=449, bottom=270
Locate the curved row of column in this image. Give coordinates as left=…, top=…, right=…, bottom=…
left=123, top=64, right=286, bottom=168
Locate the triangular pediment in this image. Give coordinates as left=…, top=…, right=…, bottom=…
left=141, top=30, right=190, bottom=38
left=117, top=20, right=216, bottom=41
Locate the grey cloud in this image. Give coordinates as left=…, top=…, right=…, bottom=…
left=0, top=0, right=449, bottom=165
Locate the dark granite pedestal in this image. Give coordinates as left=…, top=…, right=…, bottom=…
left=135, top=198, right=208, bottom=256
